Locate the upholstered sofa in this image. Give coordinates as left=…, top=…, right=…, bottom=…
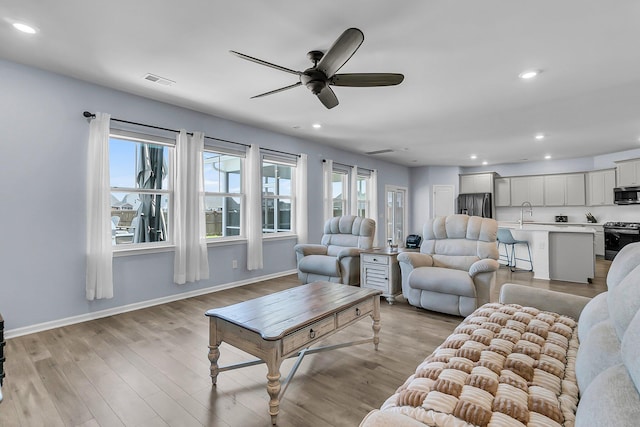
left=360, top=242, right=640, bottom=427
left=398, top=215, right=499, bottom=317
left=294, top=215, right=375, bottom=286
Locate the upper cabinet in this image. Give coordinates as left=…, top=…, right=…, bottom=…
left=543, top=173, right=585, bottom=206
left=616, top=159, right=640, bottom=187
left=510, top=176, right=544, bottom=206
left=494, top=178, right=511, bottom=207
left=460, top=173, right=494, bottom=194
left=587, top=169, right=616, bottom=206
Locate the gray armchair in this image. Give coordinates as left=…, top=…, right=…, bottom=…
left=398, top=214, right=499, bottom=316
left=294, top=215, right=376, bottom=286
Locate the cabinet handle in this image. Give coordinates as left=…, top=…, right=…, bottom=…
left=355, top=308, right=361, bottom=316
left=309, top=329, right=316, bottom=339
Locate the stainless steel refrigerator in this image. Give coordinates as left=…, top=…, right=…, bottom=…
left=457, top=193, right=492, bottom=218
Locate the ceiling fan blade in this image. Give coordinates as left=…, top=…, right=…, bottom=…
left=251, top=82, right=302, bottom=99
left=229, top=50, right=301, bottom=76
left=317, top=86, right=339, bottom=109
left=317, top=28, right=364, bottom=78
left=330, top=73, right=405, bottom=87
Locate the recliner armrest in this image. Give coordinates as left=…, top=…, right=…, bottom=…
left=397, top=252, right=434, bottom=269
left=469, top=259, right=499, bottom=277
left=336, top=247, right=362, bottom=260
left=294, top=244, right=328, bottom=257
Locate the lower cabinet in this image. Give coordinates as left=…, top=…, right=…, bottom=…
left=360, top=250, right=401, bottom=304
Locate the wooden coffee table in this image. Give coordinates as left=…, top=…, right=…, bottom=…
left=205, top=282, right=382, bottom=425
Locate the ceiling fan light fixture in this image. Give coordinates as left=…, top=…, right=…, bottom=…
left=519, top=69, right=542, bottom=80
left=12, top=22, right=38, bottom=34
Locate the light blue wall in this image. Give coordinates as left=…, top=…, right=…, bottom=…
left=408, top=166, right=461, bottom=233
left=0, top=59, right=409, bottom=332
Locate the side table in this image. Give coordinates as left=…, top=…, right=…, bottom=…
left=360, top=249, right=402, bottom=304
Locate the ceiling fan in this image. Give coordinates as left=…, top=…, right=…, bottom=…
left=230, top=28, right=404, bottom=109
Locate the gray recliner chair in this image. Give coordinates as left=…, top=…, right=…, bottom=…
left=398, top=214, right=499, bottom=316
left=294, top=215, right=376, bottom=286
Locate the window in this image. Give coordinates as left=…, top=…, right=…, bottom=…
left=262, top=160, right=294, bottom=233
left=332, top=171, right=348, bottom=217
left=109, top=131, right=173, bottom=246
left=203, top=150, right=243, bottom=239
left=385, top=185, right=407, bottom=246
left=356, top=174, right=369, bottom=217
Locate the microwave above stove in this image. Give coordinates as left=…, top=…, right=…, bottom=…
left=614, top=186, right=640, bottom=204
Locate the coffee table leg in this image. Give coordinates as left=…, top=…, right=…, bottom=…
left=266, top=356, right=282, bottom=425
left=372, top=296, right=381, bottom=350
left=208, top=318, right=221, bottom=385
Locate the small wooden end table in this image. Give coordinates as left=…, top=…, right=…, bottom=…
left=205, top=282, right=382, bottom=425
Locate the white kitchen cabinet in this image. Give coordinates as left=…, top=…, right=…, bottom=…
left=593, top=226, right=605, bottom=257
left=543, top=173, right=585, bottom=206
left=460, top=173, right=493, bottom=193
left=494, top=177, right=511, bottom=207
left=510, top=176, right=544, bottom=206
left=616, top=159, right=640, bottom=186
left=587, top=169, right=616, bottom=206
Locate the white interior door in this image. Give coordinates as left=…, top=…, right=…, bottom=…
left=433, top=185, right=455, bottom=217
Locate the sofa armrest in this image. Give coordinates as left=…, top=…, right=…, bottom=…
left=294, top=244, right=328, bottom=257
left=337, top=247, right=362, bottom=260
left=397, top=252, right=433, bottom=269
left=499, top=283, right=592, bottom=320
left=469, top=259, right=499, bottom=277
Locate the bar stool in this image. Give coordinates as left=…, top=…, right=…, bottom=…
left=497, top=228, right=533, bottom=272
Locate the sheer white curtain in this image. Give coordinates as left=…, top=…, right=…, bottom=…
left=294, top=153, right=308, bottom=243
left=246, top=144, right=263, bottom=270
left=173, top=131, right=210, bottom=284
left=322, top=159, right=333, bottom=223
left=370, top=169, right=379, bottom=247
left=86, top=112, right=113, bottom=300
left=350, top=164, right=358, bottom=216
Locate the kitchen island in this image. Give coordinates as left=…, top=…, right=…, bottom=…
left=498, top=222, right=596, bottom=283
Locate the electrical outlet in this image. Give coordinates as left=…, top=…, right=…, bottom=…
left=232, top=259, right=238, bottom=269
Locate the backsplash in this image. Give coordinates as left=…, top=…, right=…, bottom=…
left=495, top=204, right=640, bottom=224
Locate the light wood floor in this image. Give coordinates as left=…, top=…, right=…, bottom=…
left=0, top=260, right=609, bottom=427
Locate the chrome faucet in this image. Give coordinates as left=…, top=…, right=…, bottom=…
left=519, top=201, right=533, bottom=228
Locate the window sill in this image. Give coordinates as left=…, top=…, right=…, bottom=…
left=206, top=237, right=247, bottom=247
left=263, top=233, right=298, bottom=241
left=113, top=243, right=175, bottom=257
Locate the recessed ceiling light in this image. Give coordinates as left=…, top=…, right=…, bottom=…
left=519, top=69, right=542, bottom=80
left=470, top=154, right=477, bottom=160
left=312, top=123, right=322, bottom=129
left=12, top=22, right=37, bottom=34
left=545, top=155, right=552, bottom=160
left=535, top=133, right=545, bottom=140
left=482, top=161, right=488, bottom=165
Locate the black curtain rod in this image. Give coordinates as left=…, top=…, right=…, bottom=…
left=83, top=111, right=250, bottom=148
left=323, top=159, right=373, bottom=173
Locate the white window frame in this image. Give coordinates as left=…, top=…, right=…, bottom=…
left=109, top=129, right=175, bottom=252
left=261, top=157, right=296, bottom=237
left=203, top=148, right=245, bottom=242
left=332, top=169, right=349, bottom=217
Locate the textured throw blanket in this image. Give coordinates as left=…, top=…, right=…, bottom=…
left=380, top=303, right=580, bottom=427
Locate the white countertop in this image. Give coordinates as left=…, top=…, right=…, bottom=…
left=498, top=221, right=597, bottom=233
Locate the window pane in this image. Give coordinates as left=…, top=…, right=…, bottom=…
left=110, top=138, right=168, bottom=190
left=203, top=152, right=242, bottom=193
left=263, top=162, right=292, bottom=196
left=111, top=192, right=169, bottom=245
left=262, top=198, right=291, bottom=233
left=205, top=195, right=241, bottom=238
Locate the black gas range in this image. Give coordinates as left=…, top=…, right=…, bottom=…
left=604, top=222, right=640, bottom=260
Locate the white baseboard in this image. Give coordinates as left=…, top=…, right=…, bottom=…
left=6, top=270, right=298, bottom=339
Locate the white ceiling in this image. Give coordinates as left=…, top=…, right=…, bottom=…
left=2, top=1, right=640, bottom=167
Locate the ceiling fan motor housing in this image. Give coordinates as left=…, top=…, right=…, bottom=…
left=300, top=68, right=328, bottom=95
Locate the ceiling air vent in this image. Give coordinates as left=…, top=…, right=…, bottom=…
left=365, top=149, right=394, bottom=155
left=143, top=73, right=175, bottom=86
